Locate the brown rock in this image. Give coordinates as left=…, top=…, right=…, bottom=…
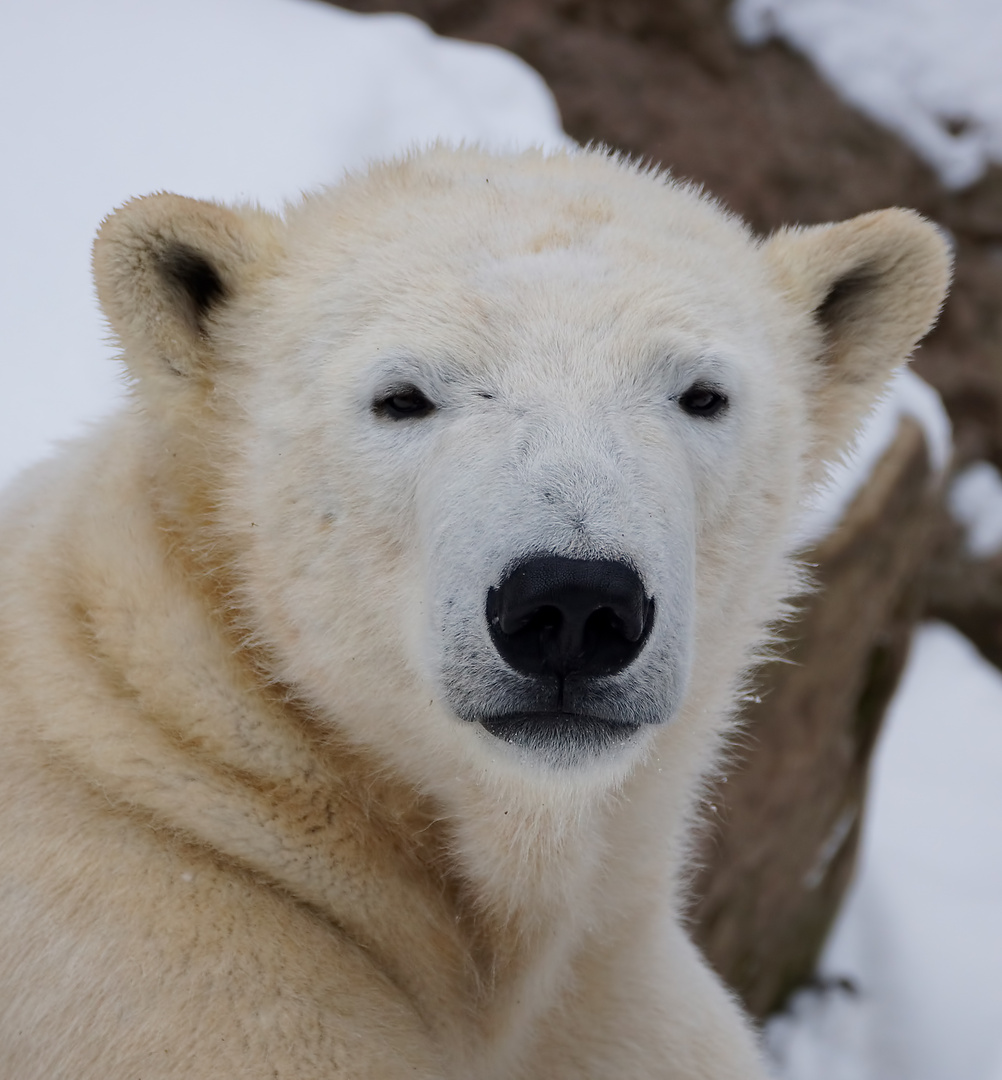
left=926, top=506, right=1002, bottom=672
left=918, top=240, right=1002, bottom=470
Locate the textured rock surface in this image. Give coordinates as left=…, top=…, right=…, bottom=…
left=926, top=509, right=1002, bottom=672
left=329, top=0, right=999, bottom=1016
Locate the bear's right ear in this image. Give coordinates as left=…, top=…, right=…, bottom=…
left=93, top=193, right=281, bottom=380
left=762, top=208, right=952, bottom=465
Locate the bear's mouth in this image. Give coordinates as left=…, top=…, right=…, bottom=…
left=477, top=711, right=642, bottom=759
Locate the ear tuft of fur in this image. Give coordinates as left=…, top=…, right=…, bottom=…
left=93, top=193, right=279, bottom=380
left=156, top=241, right=229, bottom=333
left=764, top=208, right=953, bottom=461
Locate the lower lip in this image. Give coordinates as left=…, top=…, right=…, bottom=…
left=478, top=712, right=642, bottom=749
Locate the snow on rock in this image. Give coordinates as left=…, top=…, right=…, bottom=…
left=0, top=0, right=569, bottom=493
left=766, top=980, right=873, bottom=1080
left=794, top=366, right=951, bottom=549
left=732, top=0, right=1002, bottom=189
left=949, top=460, right=1002, bottom=558
left=769, top=621, right=1002, bottom=1080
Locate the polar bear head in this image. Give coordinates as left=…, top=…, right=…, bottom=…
left=93, top=147, right=950, bottom=785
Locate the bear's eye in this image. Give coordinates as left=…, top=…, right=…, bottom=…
left=375, top=386, right=436, bottom=420
left=678, top=384, right=728, bottom=419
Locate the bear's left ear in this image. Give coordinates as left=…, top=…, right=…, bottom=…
left=93, top=193, right=281, bottom=381
left=763, top=208, right=952, bottom=462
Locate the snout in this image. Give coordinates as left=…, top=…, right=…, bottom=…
left=480, top=556, right=656, bottom=755
left=487, top=556, right=654, bottom=678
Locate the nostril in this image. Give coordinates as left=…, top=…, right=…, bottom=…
left=587, top=607, right=633, bottom=649
left=486, top=556, right=655, bottom=679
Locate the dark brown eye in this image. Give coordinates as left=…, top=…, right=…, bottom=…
left=678, top=384, right=728, bottom=419
left=375, top=386, right=435, bottom=420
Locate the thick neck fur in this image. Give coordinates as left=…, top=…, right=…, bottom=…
left=5, top=416, right=673, bottom=1067
left=11, top=413, right=731, bottom=1075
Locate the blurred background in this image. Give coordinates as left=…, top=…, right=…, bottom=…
left=2, top=2, right=1000, bottom=1077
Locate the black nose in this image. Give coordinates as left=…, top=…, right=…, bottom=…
left=486, top=556, right=654, bottom=679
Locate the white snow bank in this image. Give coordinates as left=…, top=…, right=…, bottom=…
left=794, top=366, right=951, bottom=548
left=768, top=620, right=1002, bottom=1080
left=766, top=982, right=873, bottom=1080
left=0, top=0, right=568, bottom=493
left=732, top=0, right=1002, bottom=189
left=949, top=460, right=1002, bottom=558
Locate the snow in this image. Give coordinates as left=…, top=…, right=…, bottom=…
left=732, top=0, right=1002, bottom=189
left=794, top=366, right=951, bottom=549
left=3, top=3, right=1001, bottom=1079
left=0, top=0, right=568, bottom=493
left=769, top=621, right=1002, bottom=1080
left=949, top=460, right=1002, bottom=558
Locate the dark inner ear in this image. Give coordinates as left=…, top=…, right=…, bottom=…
left=155, top=242, right=228, bottom=336
left=813, top=266, right=878, bottom=331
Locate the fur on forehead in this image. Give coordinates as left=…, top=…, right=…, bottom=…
left=92, top=143, right=950, bottom=487
left=276, top=146, right=780, bottom=368
left=282, top=146, right=757, bottom=267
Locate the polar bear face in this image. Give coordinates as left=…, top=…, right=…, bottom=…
left=93, top=148, right=950, bottom=782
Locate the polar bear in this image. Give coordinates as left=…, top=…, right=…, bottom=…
left=0, top=147, right=948, bottom=1079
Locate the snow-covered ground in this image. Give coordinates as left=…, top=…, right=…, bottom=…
left=950, top=461, right=1002, bottom=558
left=732, top=0, right=1002, bottom=189
left=2, top=2, right=1001, bottom=1078
left=768, top=621, right=1002, bottom=1080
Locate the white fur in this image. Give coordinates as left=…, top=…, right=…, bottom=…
left=0, top=146, right=950, bottom=1078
